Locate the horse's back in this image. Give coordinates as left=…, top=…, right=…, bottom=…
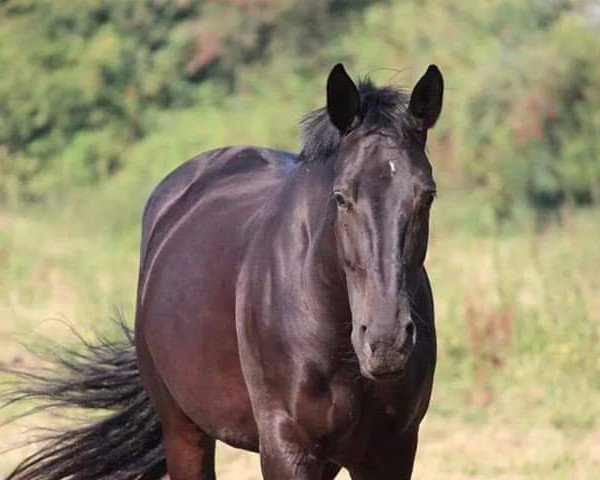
left=136, top=146, right=295, bottom=450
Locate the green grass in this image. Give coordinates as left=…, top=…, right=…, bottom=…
left=1, top=183, right=599, bottom=478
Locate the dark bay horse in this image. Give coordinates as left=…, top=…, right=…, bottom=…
left=2, top=63, right=443, bottom=480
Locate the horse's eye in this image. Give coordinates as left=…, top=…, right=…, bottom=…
left=333, top=191, right=349, bottom=208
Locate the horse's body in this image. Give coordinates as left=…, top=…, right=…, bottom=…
left=136, top=144, right=436, bottom=477
left=136, top=146, right=292, bottom=452
left=2, top=63, right=443, bottom=480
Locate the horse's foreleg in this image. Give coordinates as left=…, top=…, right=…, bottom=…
left=347, top=426, right=419, bottom=480
left=259, top=438, right=342, bottom=480
left=257, top=414, right=327, bottom=480
left=259, top=448, right=325, bottom=480
left=322, top=462, right=342, bottom=479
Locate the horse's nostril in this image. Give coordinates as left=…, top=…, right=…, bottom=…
left=404, top=321, right=415, bottom=342
left=359, top=324, right=367, bottom=335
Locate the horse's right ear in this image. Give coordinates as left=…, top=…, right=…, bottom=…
left=327, top=64, right=360, bottom=134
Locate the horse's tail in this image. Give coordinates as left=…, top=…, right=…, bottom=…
left=0, top=318, right=166, bottom=480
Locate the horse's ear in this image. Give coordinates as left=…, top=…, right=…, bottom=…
left=408, top=65, right=444, bottom=130
left=327, top=63, right=360, bottom=134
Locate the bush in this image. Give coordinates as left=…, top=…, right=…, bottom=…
left=0, top=0, right=598, bottom=220
left=0, top=0, right=373, bottom=202
left=455, top=11, right=600, bottom=218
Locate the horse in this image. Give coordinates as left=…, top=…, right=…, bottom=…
left=1, top=62, right=443, bottom=480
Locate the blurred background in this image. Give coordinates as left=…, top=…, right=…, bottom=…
left=1, top=0, right=599, bottom=478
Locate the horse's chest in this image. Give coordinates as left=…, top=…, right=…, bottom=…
left=296, top=372, right=424, bottom=463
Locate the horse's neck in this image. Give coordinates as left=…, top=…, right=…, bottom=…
left=262, top=159, right=352, bottom=361
left=290, top=162, right=349, bottom=323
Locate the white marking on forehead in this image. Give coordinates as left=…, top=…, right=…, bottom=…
left=389, top=160, right=397, bottom=176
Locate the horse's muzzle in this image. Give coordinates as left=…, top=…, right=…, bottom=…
left=359, top=320, right=416, bottom=380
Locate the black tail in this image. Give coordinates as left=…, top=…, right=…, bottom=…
left=0, top=319, right=166, bottom=480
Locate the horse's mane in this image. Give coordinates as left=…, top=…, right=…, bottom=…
left=298, top=79, right=412, bottom=162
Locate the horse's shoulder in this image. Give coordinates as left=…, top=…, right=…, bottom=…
left=143, top=147, right=295, bottom=220
left=139, top=146, right=296, bottom=269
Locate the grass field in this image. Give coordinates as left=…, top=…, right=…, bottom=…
left=1, top=183, right=599, bottom=478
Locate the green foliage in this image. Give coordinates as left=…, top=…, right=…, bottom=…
left=0, top=0, right=599, bottom=218
left=0, top=0, right=197, bottom=200
left=455, top=10, right=600, bottom=217
left=0, top=0, right=367, bottom=201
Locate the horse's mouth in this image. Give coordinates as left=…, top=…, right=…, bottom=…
left=371, top=370, right=404, bottom=381
left=360, top=364, right=407, bottom=382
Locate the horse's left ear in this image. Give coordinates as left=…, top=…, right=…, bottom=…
left=408, top=65, right=444, bottom=129
left=327, top=63, right=361, bottom=134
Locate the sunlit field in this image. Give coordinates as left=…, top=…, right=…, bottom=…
left=1, top=191, right=598, bottom=479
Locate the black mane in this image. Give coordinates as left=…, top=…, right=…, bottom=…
left=299, top=79, right=412, bottom=162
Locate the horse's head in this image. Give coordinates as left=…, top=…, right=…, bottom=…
left=319, top=64, right=443, bottom=381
